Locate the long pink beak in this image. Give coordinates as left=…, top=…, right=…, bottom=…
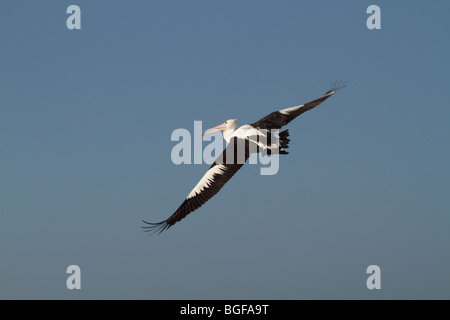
left=201, top=122, right=227, bottom=136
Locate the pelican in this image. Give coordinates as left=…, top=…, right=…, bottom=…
left=143, top=81, right=345, bottom=234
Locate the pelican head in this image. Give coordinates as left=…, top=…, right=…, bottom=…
left=201, top=119, right=237, bottom=136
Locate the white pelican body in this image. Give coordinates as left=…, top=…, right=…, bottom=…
left=203, top=121, right=283, bottom=155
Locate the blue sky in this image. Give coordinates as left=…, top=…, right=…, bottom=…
left=1, top=1, right=449, bottom=299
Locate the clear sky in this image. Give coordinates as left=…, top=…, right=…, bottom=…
left=1, top=1, right=449, bottom=299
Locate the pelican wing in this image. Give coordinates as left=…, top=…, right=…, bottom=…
left=251, top=81, right=345, bottom=130
left=142, top=137, right=250, bottom=234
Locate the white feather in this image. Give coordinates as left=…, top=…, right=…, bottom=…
left=279, top=104, right=304, bottom=115
left=187, top=164, right=227, bottom=199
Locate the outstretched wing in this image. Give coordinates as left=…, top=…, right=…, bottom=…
left=251, top=81, right=345, bottom=130
left=142, top=137, right=250, bottom=234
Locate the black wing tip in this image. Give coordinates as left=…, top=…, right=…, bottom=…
left=141, top=219, right=171, bottom=235
left=326, top=80, right=346, bottom=95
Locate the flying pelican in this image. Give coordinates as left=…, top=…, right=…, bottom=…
left=143, top=81, right=345, bottom=234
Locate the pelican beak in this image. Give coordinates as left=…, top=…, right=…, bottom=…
left=201, top=122, right=227, bottom=136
